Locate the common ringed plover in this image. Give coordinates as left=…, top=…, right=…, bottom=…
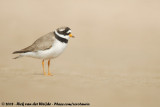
left=13, top=26, right=74, bottom=76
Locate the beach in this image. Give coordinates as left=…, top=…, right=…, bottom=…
left=0, top=0, right=160, bottom=107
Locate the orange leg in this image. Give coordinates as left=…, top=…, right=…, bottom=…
left=48, top=59, right=52, bottom=76
left=42, top=60, right=46, bottom=75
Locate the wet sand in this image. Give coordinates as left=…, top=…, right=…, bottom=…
left=0, top=0, right=160, bottom=107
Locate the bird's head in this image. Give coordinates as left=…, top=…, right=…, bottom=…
left=54, top=26, right=74, bottom=40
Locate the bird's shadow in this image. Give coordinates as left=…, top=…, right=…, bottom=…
left=33, top=73, right=54, bottom=76
left=33, top=73, right=44, bottom=75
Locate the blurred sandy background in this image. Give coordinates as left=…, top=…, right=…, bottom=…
left=0, top=0, right=160, bottom=107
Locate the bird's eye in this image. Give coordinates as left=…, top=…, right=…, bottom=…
left=66, top=32, right=71, bottom=35
left=67, top=30, right=71, bottom=34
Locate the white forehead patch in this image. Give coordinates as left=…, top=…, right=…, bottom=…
left=67, top=30, right=71, bottom=33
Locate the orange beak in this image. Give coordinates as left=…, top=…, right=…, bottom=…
left=69, top=34, right=75, bottom=38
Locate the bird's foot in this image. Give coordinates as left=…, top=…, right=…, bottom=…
left=43, top=72, right=47, bottom=76
left=48, top=72, right=53, bottom=76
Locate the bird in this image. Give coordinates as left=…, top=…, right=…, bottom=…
left=12, top=26, right=74, bottom=76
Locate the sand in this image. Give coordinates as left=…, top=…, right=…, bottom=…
left=0, top=0, right=160, bottom=107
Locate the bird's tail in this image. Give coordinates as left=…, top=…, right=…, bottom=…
left=12, top=50, right=26, bottom=59
left=13, top=55, right=23, bottom=59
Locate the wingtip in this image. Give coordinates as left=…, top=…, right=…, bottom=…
left=12, top=52, right=16, bottom=54
left=12, top=51, right=19, bottom=54
left=12, top=51, right=22, bottom=54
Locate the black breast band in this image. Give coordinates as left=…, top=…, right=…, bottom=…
left=54, top=32, right=68, bottom=43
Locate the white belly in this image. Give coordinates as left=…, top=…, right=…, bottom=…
left=23, top=40, right=67, bottom=60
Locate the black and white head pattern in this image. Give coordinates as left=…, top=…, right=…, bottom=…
left=54, top=27, right=71, bottom=43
